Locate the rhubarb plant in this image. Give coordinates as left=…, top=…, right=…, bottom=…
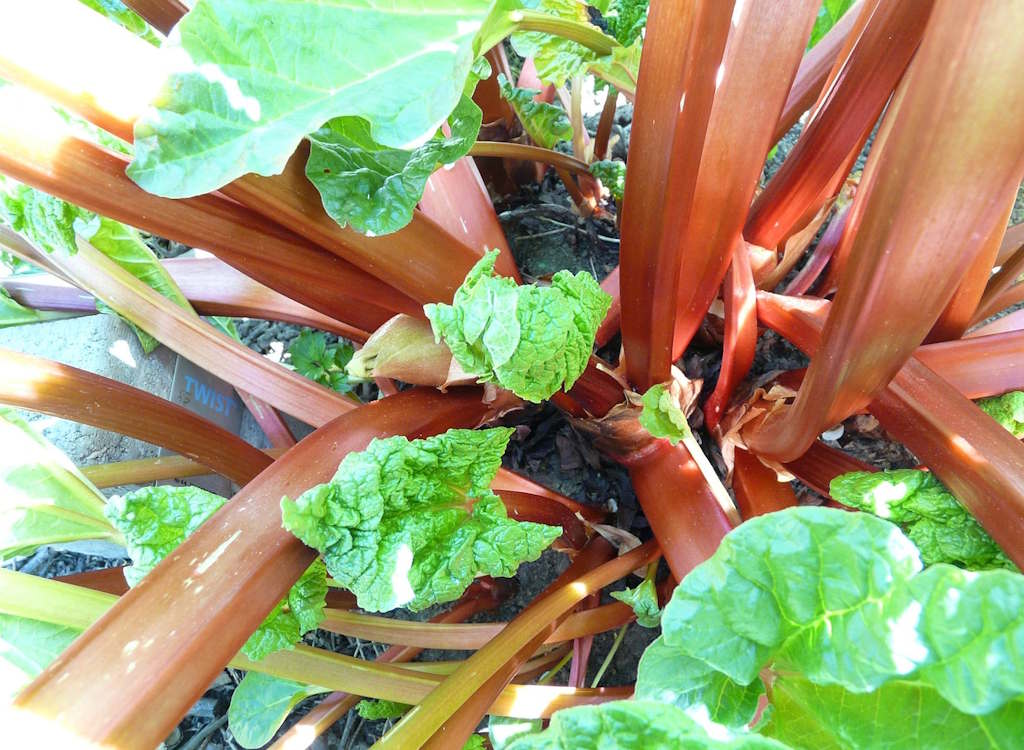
left=281, top=427, right=559, bottom=611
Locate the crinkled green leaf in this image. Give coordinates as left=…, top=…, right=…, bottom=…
left=356, top=698, right=412, bottom=720
left=227, top=672, right=328, bottom=749
left=1, top=181, right=83, bottom=255
left=281, top=428, right=560, bottom=612
left=306, top=95, right=482, bottom=235
left=510, top=0, right=602, bottom=87
left=636, top=637, right=763, bottom=729
left=639, top=383, right=690, bottom=445
left=603, top=0, right=648, bottom=46
left=590, top=160, right=626, bottom=202
left=78, top=0, right=161, bottom=45
left=105, top=485, right=228, bottom=586
left=0, top=408, right=117, bottom=561
left=808, top=0, right=857, bottom=49
left=504, top=700, right=791, bottom=749
left=977, top=390, right=1024, bottom=438
left=127, top=0, right=494, bottom=198
left=610, top=577, right=661, bottom=627
left=106, top=485, right=326, bottom=660
left=0, top=614, right=80, bottom=700
left=208, top=316, right=241, bottom=341
left=463, top=736, right=486, bottom=750
left=763, top=678, right=1024, bottom=750
left=490, top=715, right=544, bottom=749
left=658, top=507, right=1024, bottom=717
left=286, top=330, right=355, bottom=395
left=425, top=250, right=611, bottom=402
left=497, top=74, right=571, bottom=149
left=830, top=469, right=1013, bottom=570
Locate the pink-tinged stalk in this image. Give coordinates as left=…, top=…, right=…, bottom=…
left=747, top=1, right=1024, bottom=462
left=669, top=0, right=820, bottom=361
left=704, top=241, right=758, bottom=430
left=746, top=0, right=932, bottom=251
left=619, top=0, right=735, bottom=389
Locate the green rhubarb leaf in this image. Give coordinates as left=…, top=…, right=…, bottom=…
left=1, top=181, right=82, bottom=255
left=830, top=469, right=1013, bottom=570
left=286, top=330, right=355, bottom=395
left=127, top=0, right=494, bottom=198
left=639, top=383, right=690, bottom=445
left=763, top=678, right=1024, bottom=750
left=424, top=250, right=611, bottom=402
left=977, top=390, right=1024, bottom=438
left=588, top=39, right=641, bottom=93
left=106, top=485, right=327, bottom=660
left=463, top=737, right=486, bottom=750
left=0, top=408, right=118, bottom=561
left=498, top=74, right=572, bottom=149
left=610, top=577, right=661, bottom=627
left=228, top=672, right=329, bottom=750
left=590, top=160, right=626, bottom=202
left=208, top=315, right=241, bottom=341
left=356, top=699, right=412, bottom=720
left=808, top=0, right=857, bottom=49
left=0, top=614, right=80, bottom=700
left=635, top=637, right=764, bottom=729
left=490, top=715, right=544, bottom=749
left=510, top=0, right=603, bottom=87
left=280, top=428, right=560, bottom=612
left=503, top=700, right=791, bottom=749
left=603, top=0, right=649, bottom=46
left=306, top=95, right=482, bottom=235
left=646, top=506, right=1024, bottom=745
left=78, top=0, right=161, bottom=45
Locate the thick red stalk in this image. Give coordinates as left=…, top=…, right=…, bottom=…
left=0, top=348, right=272, bottom=485
left=594, top=266, right=621, bottom=349
left=669, top=0, right=820, bottom=361
left=972, top=242, right=1024, bottom=326
left=14, top=388, right=505, bottom=748
left=755, top=292, right=1024, bottom=567
left=771, top=0, right=863, bottom=144
left=746, top=0, right=932, bottom=250
left=236, top=391, right=297, bottom=450
left=122, top=0, right=185, bottom=34
left=704, top=241, right=758, bottom=429
left=732, top=448, right=797, bottom=519
left=927, top=191, right=1017, bottom=342
left=747, top=1, right=1024, bottom=462
left=995, top=222, right=1024, bottom=266
left=967, top=308, right=1024, bottom=339
left=619, top=0, right=734, bottom=389
left=782, top=440, right=874, bottom=499
left=625, top=441, right=734, bottom=581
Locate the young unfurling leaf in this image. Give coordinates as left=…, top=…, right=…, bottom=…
left=590, top=160, right=626, bottom=202
left=281, top=428, right=560, bottom=612
left=498, top=74, right=572, bottom=149
left=356, top=699, right=412, bottom=720
left=610, top=576, right=661, bottom=627
left=106, top=485, right=327, bottom=661
left=286, top=330, right=355, bottom=395
left=638, top=383, right=690, bottom=445
left=425, top=250, right=611, bottom=403
left=632, top=507, right=1024, bottom=747
left=306, top=95, right=482, bottom=235
left=830, top=469, right=1013, bottom=570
